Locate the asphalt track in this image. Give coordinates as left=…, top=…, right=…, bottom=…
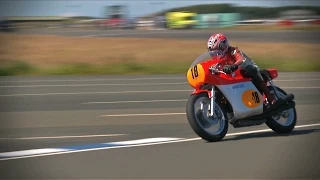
left=12, top=28, right=320, bottom=43
left=0, top=72, right=320, bottom=179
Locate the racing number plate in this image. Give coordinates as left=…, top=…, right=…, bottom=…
left=242, top=90, right=263, bottom=108
left=187, top=64, right=205, bottom=88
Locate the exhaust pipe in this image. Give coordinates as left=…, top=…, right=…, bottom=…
left=231, top=100, right=296, bottom=125
left=246, top=101, right=296, bottom=121
left=283, top=94, right=294, bottom=102
left=264, top=93, right=295, bottom=113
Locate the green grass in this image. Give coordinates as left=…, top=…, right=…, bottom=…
left=26, top=62, right=193, bottom=75
left=256, top=59, right=320, bottom=72
left=0, top=61, right=35, bottom=76
left=0, top=58, right=319, bottom=76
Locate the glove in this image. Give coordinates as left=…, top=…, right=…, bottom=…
left=222, top=64, right=238, bottom=74
left=231, top=64, right=238, bottom=71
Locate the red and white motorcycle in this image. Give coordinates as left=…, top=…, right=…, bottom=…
left=186, top=51, right=297, bottom=142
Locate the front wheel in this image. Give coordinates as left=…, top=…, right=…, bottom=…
left=265, top=86, right=297, bottom=133
left=186, top=92, right=229, bottom=142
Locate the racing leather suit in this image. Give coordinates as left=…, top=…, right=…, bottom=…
left=221, top=46, right=276, bottom=103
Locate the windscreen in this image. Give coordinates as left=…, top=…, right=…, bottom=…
left=189, top=50, right=224, bottom=68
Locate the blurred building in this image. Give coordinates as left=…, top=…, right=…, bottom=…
left=1, top=16, right=70, bottom=29
left=0, top=19, right=14, bottom=31
left=277, top=9, right=320, bottom=26
left=100, top=5, right=132, bottom=29
left=154, top=16, right=166, bottom=29
left=195, top=13, right=240, bottom=28
left=135, top=17, right=155, bottom=30
left=280, top=9, right=320, bottom=20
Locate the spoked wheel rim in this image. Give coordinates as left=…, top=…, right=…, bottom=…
left=270, top=90, right=295, bottom=126
left=193, top=96, right=226, bottom=135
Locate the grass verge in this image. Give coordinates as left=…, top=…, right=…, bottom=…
left=208, top=24, right=320, bottom=31
left=0, top=34, right=319, bottom=76
left=1, top=58, right=319, bottom=76
left=0, top=61, right=35, bottom=76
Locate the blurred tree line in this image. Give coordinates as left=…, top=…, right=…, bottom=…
left=156, top=4, right=320, bottom=19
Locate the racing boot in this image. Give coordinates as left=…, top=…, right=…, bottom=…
left=256, top=82, right=284, bottom=109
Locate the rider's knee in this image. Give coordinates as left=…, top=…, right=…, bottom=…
left=245, top=65, right=258, bottom=74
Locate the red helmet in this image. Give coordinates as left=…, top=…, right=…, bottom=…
left=207, top=33, right=229, bottom=56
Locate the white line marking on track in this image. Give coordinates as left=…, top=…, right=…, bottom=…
left=276, top=75, right=320, bottom=78
left=0, top=134, right=127, bottom=140
left=0, top=87, right=319, bottom=97
left=0, top=77, right=185, bottom=83
left=0, top=90, right=192, bottom=97
left=0, top=148, right=68, bottom=157
left=0, top=82, right=187, bottom=88
left=0, top=76, right=319, bottom=83
left=99, top=112, right=186, bottom=117
left=282, top=87, right=320, bottom=89
left=0, top=123, right=319, bottom=161
left=0, top=138, right=183, bottom=160
left=0, top=79, right=319, bottom=88
left=274, top=79, right=320, bottom=81
left=1, top=79, right=319, bottom=88
left=82, top=99, right=188, bottom=105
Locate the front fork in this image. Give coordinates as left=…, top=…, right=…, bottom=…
left=200, top=85, right=216, bottom=117
left=210, top=86, right=215, bottom=116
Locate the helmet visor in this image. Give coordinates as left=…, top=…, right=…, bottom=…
left=210, top=50, right=225, bottom=58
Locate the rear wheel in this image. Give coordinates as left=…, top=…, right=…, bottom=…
left=265, top=86, right=297, bottom=133
left=186, top=92, right=229, bottom=142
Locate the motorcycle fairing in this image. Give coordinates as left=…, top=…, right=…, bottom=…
left=187, top=51, right=265, bottom=120
left=216, top=81, right=264, bottom=120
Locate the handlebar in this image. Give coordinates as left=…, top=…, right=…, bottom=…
left=209, top=65, right=227, bottom=75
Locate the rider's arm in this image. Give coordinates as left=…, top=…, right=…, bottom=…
left=231, top=47, right=245, bottom=66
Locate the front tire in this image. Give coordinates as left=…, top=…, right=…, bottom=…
left=186, top=92, right=229, bottom=142
left=265, top=86, right=297, bottom=133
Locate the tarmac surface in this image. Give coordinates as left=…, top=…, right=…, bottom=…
left=0, top=72, right=319, bottom=179
left=11, top=28, right=320, bottom=43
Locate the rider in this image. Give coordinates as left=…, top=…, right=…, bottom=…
left=206, top=33, right=284, bottom=108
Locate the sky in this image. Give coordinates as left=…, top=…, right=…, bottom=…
left=0, top=0, right=319, bottom=18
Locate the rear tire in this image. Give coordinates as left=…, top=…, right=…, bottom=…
left=265, top=86, right=297, bottom=133
left=186, top=92, right=229, bottom=142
